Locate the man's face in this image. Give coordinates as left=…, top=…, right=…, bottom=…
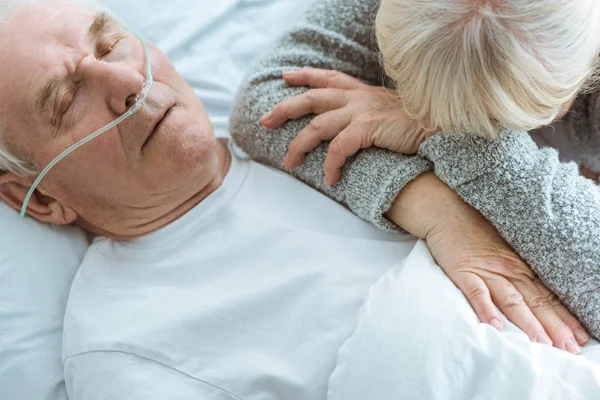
left=0, top=1, right=219, bottom=228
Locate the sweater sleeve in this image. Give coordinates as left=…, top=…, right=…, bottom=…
left=419, top=130, right=600, bottom=339
left=229, top=0, right=432, bottom=232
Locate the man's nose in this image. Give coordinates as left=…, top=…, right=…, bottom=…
left=83, top=58, right=146, bottom=116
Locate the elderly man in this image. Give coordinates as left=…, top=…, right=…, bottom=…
left=0, top=0, right=599, bottom=399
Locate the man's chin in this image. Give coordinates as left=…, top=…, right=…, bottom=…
left=73, top=128, right=221, bottom=240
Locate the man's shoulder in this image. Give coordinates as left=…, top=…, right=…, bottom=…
left=62, top=238, right=167, bottom=361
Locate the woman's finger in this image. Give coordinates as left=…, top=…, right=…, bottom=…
left=510, top=275, right=580, bottom=354
left=485, top=276, right=553, bottom=346
left=450, top=271, right=504, bottom=331
left=532, top=278, right=589, bottom=346
left=261, top=88, right=347, bottom=129
left=323, top=121, right=374, bottom=185
left=282, top=68, right=365, bottom=90
left=285, top=109, right=351, bottom=169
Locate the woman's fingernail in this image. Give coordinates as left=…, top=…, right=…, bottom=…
left=283, top=70, right=296, bottom=78
left=566, top=339, right=581, bottom=355
left=260, top=111, right=272, bottom=123
left=574, top=329, right=589, bottom=343
left=535, top=334, right=553, bottom=346
left=324, top=176, right=332, bottom=186
left=490, top=318, right=502, bottom=330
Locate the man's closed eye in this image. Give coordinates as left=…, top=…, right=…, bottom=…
left=52, top=34, right=126, bottom=133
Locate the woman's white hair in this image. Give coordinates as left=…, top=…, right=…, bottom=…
left=376, top=0, right=600, bottom=138
left=0, top=0, right=104, bottom=177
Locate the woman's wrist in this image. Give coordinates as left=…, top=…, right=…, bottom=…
left=385, top=172, right=466, bottom=238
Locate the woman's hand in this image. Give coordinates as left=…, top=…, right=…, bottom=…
left=388, top=173, right=589, bottom=354
left=260, top=68, right=434, bottom=185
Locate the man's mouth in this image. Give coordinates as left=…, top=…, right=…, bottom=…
left=142, top=106, right=174, bottom=152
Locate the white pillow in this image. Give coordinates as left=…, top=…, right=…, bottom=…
left=0, top=202, right=88, bottom=400
left=327, top=241, right=600, bottom=400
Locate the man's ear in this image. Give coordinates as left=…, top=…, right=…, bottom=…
left=0, top=172, right=78, bottom=224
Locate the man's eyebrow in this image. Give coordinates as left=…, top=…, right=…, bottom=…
left=35, top=77, right=60, bottom=115
left=87, top=11, right=117, bottom=40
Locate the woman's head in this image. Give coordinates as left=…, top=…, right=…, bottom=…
left=375, top=0, right=600, bottom=138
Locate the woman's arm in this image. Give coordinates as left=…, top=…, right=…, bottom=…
left=418, top=130, right=600, bottom=339
left=265, top=66, right=600, bottom=342
left=230, top=0, right=432, bottom=232
left=389, top=172, right=587, bottom=353
left=230, top=0, right=587, bottom=350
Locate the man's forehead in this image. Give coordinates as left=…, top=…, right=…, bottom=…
left=0, top=2, right=96, bottom=129
left=0, top=2, right=95, bottom=69
left=9, top=1, right=95, bottom=37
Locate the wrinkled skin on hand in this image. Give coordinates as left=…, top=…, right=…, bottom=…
left=261, top=68, right=434, bottom=185
left=387, top=172, right=588, bottom=354
left=426, top=196, right=587, bottom=354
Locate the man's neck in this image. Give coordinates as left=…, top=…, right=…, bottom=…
left=79, top=139, right=233, bottom=240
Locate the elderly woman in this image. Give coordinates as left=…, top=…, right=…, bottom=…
left=231, top=0, right=600, bottom=355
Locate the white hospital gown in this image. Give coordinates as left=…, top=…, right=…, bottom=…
left=62, top=142, right=417, bottom=400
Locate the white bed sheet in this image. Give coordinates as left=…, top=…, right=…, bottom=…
left=328, top=241, right=600, bottom=400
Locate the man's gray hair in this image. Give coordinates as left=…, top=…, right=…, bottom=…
left=0, top=0, right=104, bottom=177
left=0, top=131, right=35, bottom=176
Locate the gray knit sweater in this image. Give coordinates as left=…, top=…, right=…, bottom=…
left=230, top=0, right=600, bottom=339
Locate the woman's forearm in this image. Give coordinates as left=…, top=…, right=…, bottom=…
left=230, top=0, right=433, bottom=232
left=385, top=172, right=463, bottom=239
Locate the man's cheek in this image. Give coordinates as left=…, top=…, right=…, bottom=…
left=79, top=131, right=128, bottom=161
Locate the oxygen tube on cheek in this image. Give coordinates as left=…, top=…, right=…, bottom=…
left=20, top=25, right=154, bottom=218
